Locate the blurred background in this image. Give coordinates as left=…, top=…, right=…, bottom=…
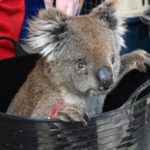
left=0, top=0, right=149, bottom=59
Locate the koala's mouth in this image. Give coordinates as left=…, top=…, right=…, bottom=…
left=99, top=80, right=114, bottom=92
left=87, top=83, right=113, bottom=96
left=99, top=85, right=111, bottom=91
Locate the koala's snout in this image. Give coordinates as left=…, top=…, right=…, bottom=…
left=97, top=67, right=113, bottom=91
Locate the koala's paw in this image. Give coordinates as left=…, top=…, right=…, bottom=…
left=133, top=50, right=150, bottom=72
left=56, top=104, right=89, bottom=125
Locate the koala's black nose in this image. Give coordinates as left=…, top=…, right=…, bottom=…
left=97, top=67, right=113, bottom=90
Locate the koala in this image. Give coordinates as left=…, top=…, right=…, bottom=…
left=7, top=0, right=150, bottom=124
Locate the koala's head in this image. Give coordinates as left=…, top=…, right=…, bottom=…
left=28, top=0, right=125, bottom=96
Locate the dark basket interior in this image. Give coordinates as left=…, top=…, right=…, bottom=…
left=0, top=54, right=150, bottom=150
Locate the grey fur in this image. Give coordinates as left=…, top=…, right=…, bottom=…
left=7, top=0, right=150, bottom=124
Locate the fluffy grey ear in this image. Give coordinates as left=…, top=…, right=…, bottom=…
left=27, top=8, right=69, bottom=60
left=90, top=0, right=126, bottom=50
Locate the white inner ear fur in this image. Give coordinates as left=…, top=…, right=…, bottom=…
left=27, top=8, right=68, bottom=62
left=28, top=20, right=62, bottom=61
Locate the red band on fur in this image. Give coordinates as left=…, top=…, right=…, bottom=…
left=48, top=103, right=63, bottom=119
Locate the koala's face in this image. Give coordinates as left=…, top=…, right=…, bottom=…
left=28, top=0, right=125, bottom=96
left=53, top=17, right=119, bottom=95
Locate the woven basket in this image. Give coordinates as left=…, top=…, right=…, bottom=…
left=0, top=55, right=150, bottom=150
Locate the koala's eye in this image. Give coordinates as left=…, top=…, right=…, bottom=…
left=76, top=59, right=88, bottom=74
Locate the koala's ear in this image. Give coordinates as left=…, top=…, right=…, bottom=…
left=27, top=8, right=69, bottom=60
left=90, top=0, right=126, bottom=49
left=90, top=0, right=118, bottom=30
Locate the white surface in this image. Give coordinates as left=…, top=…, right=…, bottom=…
left=118, top=0, right=150, bottom=18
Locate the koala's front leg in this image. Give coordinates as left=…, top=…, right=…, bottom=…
left=49, top=103, right=88, bottom=125
left=119, top=50, right=150, bottom=79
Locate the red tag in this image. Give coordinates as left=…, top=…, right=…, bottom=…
left=48, top=103, right=63, bottom=119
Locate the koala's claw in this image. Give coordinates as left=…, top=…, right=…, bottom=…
left=133, top=50, right=150, bottom=72
left=56, top=104, right=89, bottom=125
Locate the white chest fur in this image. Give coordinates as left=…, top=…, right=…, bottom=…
left=62, top=90, right=106, bottom=117
left=86, top=95, right=106, bottom=117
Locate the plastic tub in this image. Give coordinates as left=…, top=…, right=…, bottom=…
left=0, top=55, right=150, bottom=150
